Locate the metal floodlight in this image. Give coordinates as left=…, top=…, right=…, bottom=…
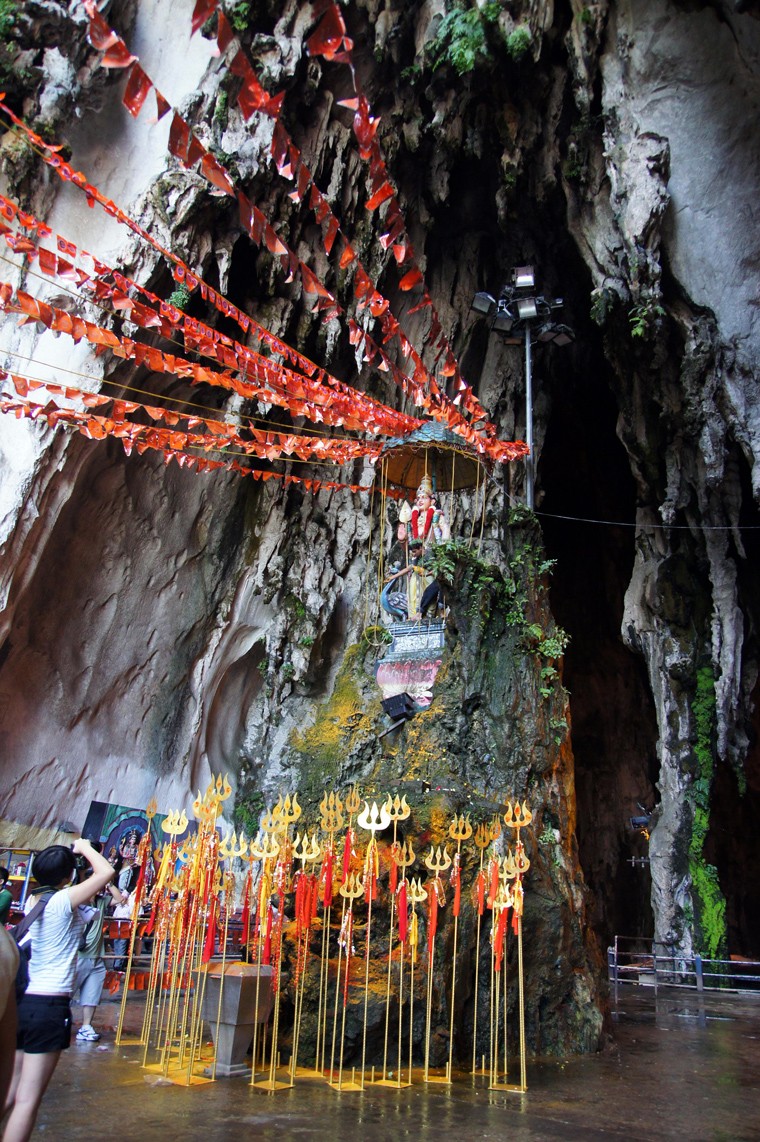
left=470, top=263, right=574, bottom=513
left=513, top=265, right=535, bottom=290
left=491, top=309, right=515, bottom=334
left=516, top=297, right=539, bottom=321
left=471, top=291, right=496, bottom=316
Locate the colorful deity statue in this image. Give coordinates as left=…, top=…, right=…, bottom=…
left=383, top=476, right=450, bottom=621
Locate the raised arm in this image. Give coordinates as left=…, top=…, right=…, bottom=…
left=67, top=838, right=115, bottom=907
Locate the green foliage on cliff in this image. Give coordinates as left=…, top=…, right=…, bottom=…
left=167, top=283, right=192, bottom=311
left=629, top=299, right=665, bottom=338
left=0, top=0, right=16, bottom=39
left=688, top=666, right=727, bottom=959
left=426, top=2, right=529, bottom=77
left=234, top=789, right=265, bottom=837
left=429, top=538, right=568, bottom=698
left=505, top=25, right=531, bottom=61
left=428, top=3, right=491, bottom=76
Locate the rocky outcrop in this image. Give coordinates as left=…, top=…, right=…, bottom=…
left=1, top=0, right=760, bottom=1055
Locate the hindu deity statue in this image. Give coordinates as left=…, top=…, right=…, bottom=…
left=382, top=476, right=450, bottom=621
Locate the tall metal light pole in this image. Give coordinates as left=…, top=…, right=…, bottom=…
left=472, top=267, right=573, bottom=510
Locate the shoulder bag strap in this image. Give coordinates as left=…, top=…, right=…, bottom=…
left=12, top=891, right=54, bottom=944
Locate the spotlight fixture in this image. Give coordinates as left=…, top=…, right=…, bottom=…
left=513, top=265, right=535, bottom=290
left=471, top=291, right=496, bottom=316
left=470, top=266, right=574, bottom=509
left=516, top=297, right=539, bottom=321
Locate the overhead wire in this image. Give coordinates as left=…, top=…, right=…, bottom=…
left=0, top=246, right=395, bottom=445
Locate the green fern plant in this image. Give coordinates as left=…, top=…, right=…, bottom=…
left=430, top=5, right=487, bottom=75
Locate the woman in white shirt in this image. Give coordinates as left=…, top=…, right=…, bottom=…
left=2, top=838, right=114, bottom=1142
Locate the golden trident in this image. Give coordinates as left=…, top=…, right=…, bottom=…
left=357, top=798, right=391, bottom=1087
left=376, top=794, right=412, bottom=1087
left=142, top=806, right=191, bottom=1075
left=423, top=845, right=451, bottom=1082
left=315, top=792, right=344, bottom=1075
left=489, top=878, right=515, bottom=1087
left=389, top=836, right=416, bottom=1088
left=407, top=877, right=427, bottom=1081
left=501, top=798, right=533, bottom=1093
left=252, top=795, right=298, bottom=1094
left=329, top=871, right=365, bottom=1091
left=289, top=831, right=322, bottom=1085
left=471, top=820, right=492, bottom=1074
left=210, top=835, right=244, bottom=1082
left=440, top=813, right=472, bottom=1085
left=162, top=808, right=189, bottom=837
left=344, top=785, right=362, bottom=822
left=247, top=827, right=280, bottom=1087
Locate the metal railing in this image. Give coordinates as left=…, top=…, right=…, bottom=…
left=608, top=935, right=760, bottom=996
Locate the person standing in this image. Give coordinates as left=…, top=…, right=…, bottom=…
left=2, top=839, right=114, bottom=1142
left=71, top=848, right=123, bottom=1043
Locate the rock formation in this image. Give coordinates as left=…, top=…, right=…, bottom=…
left=0, top=0, right=759, bottom=1059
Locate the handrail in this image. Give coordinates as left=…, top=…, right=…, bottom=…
left=609, top=936, right=760, bottom=996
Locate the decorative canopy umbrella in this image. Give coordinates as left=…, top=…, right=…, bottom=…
left=377, top=421, right=491, bottom=494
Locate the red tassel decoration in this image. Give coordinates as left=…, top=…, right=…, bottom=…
left=397, top=880, right=408, bottom=944
left=488, top=858, right=499, bottom=909
left=321, top=849, right=334, bottom=907
left=342, top=830, right=352, bottom=883
left=476, top=869, right=486, bottom=916
left=428, top=882, right=439, bottom=963
left=494, top=907, right=509, bottom=973
left=263, top=903, right=273, bottom=966
left=202, top=897, right=217, bottom=964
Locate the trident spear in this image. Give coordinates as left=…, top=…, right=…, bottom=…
left=407, top=876, right=428, bottom=1082
left=326, top=787, right=361, bottom=1087
left=471, top=813, right=501, bottom=1075
left=289, top=829, right=321, bottom=1084
left=444, top=812, right=473, bottom=1082
left=357, top=798, right=391, bottom=1086
left=394, top=837, right=416, bottom=1088
left=489, top=871, right=514, bottom=1087
left=329, top=870, right=364, bottom=1090
left=211, top=832, right=246, bottom=1079
left=247, top=828, right=280, bottom=1085
left=423, top=844, right=451, bottom=1082
left=471, top=820, right=490, bottom=1074
left=260, top=792, right=300, bottom=1091
left=315, top=791, right=343, bottom=1075
left=504, top=800, right=532, bottom=1092
left=377, top=794, right=411, bottom=1085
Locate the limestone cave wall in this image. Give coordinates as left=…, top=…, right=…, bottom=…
left=0, top=0, right=759, bottom=1059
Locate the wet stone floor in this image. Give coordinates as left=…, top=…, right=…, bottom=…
left=32, top=986, right=760, bottom=1141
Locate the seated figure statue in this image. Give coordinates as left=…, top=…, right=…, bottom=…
left=382, top=476, right=450, bottom=622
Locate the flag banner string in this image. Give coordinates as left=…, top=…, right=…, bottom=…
left=0, top=362, right=383, bottom=466
left=0, top=169, right=420, bottom=440
left=303, top=0, right=494, bottom=432
left=77, top=2, right=511, bottom=457
left=0, top=380, right=382, bottom=495
left=187, top=0, right=494, bottom=433
left=0, top=197, right=423, bottom=439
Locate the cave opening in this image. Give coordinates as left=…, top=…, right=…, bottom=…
left=539, top=331, right=658, bottom=951
left=704, top=445, right=760, bottom=958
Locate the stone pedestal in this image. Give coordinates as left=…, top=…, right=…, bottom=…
left=201, top=962, right=274, bottom=1076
